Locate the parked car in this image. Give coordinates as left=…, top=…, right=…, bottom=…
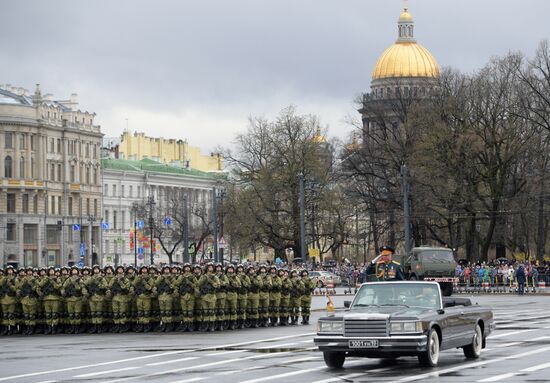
left=309, top=271, right=337, bottom=287
left=314, top=281, right=494, bottom=368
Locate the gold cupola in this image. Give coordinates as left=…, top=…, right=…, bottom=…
left=371, top=3, right=440, bottom=81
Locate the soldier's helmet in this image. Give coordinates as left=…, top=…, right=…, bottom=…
left=171, top=265, right=180, bottom=273
left=215, top=262, right=223, bottom=270
left=206, top=262, right=215, bottom=272
left=247, top=266, right=256, bottom=274
left=61, top=266, right=70, bottom=274
left=193, top=264, right=202, bottom=272
left=300, top=269, right=309, bottom=277
left=92, top=265, right=101, bottom=274
left=126, top=265, right=136, bottom=273
left=183, top=263, right=192, bottom=272
left=104, top=265, right=115, bottom=274
left=149, top=266, right=159, bottom=275
left=259, top=264, right=268, bottom=273
left=47, top=266, right=56, bottom=276
left=290, top=270, right=298, bottom=277
left=70, top=266, right=80, bottom=275
left=115, top=265, right=125, bottom=274
left=0, top=268, right=3, bottom=275
left=236, top=264, right=244, bottom=272
left=82, top=266, right=91, bottom=275
left=278, top=268, right=285, bottom=276
left=139, top=265, right=149, bottom=274
left=269, top=265, right=277, bottom=272
left=225, top=264, right=235, bottom=273
left=162, top=265, right=171, bottom=273
left=18, top=268, right=26, bottom=275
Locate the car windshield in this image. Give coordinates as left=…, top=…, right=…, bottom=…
left=352, top=283, right=441, bottom=310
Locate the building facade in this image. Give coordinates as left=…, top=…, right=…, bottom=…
left=0, top=84, right=103, bottom=267
left=115, top=131, right=223, bottom=173
left=102, top=158, right=218, bottom=266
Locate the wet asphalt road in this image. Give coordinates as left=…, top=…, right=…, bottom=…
left=1, top=294, right=550, bottom=383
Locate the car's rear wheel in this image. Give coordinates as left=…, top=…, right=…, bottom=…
left=463, top=323, right=483, bottom=359
left=323, top=351, right=345, bottom=369
left=418, top=328, right=440, bottom=367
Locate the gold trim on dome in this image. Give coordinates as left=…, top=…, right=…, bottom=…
left=371, top=42, right=440, bottom=80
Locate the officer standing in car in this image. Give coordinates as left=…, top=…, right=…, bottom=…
left=365, top=246, right=406, bottom=281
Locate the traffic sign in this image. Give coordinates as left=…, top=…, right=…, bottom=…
left=138, top=253, right=144, bottom=260
left=72, top=224, right=81, bottom=231
left=137, top=247, right=144, bottom=255
left=101, top=221, right=110, bottom=230
left=163, top=217, right=172, bottom=225
left=137, top=220, right=144, bottom=229
left=78, top=260, right=84, bottom=267
left=79, top=243, right=86, bottom=256
left=218, top=237, right=226, bottom=249
left=189, top=242, right=196, bottom=253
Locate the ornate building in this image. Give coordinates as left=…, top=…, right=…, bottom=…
left=115, top=131, right=223, bottom=173
left=0, top=85, right=103, bottom=267
left=101, top=158, right=218, bottom=265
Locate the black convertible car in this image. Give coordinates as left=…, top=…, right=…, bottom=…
left=314, top=281, right=494, bottom=368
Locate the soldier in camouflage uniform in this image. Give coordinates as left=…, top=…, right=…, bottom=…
left=289, top=270, right=303, bottom=325
left=175, top=263, right=197, bottom=332
left=246, top=266, right=261, bottom=328
left=215, top=263, right=229, bottom=331
left=225, top=264, right=241, bottom=330
left=0, top=266, right=17, bottom=335
left=59, top=266, right=70, bottom=331
left=235, top=264, right=249, bottom=329
left=85, top=265, right=108, bottom=333
left=197, top=263, right=220, bottom=332
left=133, top=266, right=155, bottom=332
left=155, top=265, right=177, bottom=332
left=62, top=267, right=86, bottom=334
left=16, top=268, right=40, bottom=335
left=278, top=269, right=291, bottom=326
left=268, top=266, right=282, bottom=327
left=258, top=265, right=272, bottom=327
left=192, top=264, right=203, bottom=330
left=300, top=270, right=316, bottom=325
left=109, top=265, right=133, bottom=333
left=103, top=265, right=115, bottom=331
left=38, top=267, right=63, bottom=334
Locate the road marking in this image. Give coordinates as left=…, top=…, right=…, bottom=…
left=309, top=373, right=366, bottom=383
left=493, top=342, right=522, bottom=348
left=258, top=342, right=298, bottom=349
left=521, top=361, right=550, bottom=372
left=477, top=373, right=516, bottom=382
left=73, top=367, right=139, bottom=378
left=490, top=329, right=534, bottom=339
left=205, top=350, right=246, bottom=356
left=0, top=332, right=316, bottom=382
left=170, top=378, right=205, bottom=383
left=239, top=368, right=319, bottom=383
left=215, top=357, right=321, bottom=377
left=146, top=356, right=198, bottom=367
left=387, top=345, right=550, bottom=383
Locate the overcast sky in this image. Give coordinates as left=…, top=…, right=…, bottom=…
left=1, top=0, right=549, bottom=153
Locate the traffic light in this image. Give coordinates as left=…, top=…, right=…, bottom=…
left=57, top=220, right=62, bottom=231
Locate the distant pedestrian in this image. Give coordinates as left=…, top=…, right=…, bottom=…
left=516, top=264, right=526, bottom=295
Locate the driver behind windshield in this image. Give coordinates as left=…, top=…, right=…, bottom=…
left=364, top=246, right=405, bottom=282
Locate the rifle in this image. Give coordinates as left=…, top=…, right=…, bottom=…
left=179, top=281, right=194, bottom=294
left=0, top=282, right=11, bottom=297
left=21, top=282, right=34, bottom=297
left=134, top=282, right=145, bottom=296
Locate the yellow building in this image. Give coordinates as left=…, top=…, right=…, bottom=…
left=117, top=131, right=223, bottom=173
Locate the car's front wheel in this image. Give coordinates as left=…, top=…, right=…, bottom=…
left=463, top=323, right=483, bottom=359
left=418, top=328, right=440, bottom=367
left=323, top=351, right=345, bottom=369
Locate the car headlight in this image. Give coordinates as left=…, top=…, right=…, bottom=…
left=316, top=320, right=344, bottom=334
left=390, top=321, right=422, bottom=333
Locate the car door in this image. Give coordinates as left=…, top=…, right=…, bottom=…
left=439, top=305, right=464, bottom=349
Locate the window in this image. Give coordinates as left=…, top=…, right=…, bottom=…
left=46, top=225, right=59, bottom=245
left=6, top=223, right=16, bottom=241
left=57, top=139, right=61, bottom=153
left=112, top=184, right=116, bottom=197
left=93, top=145, right=97, bottom=159
left=121, top=211, right=126, bottom=230
left=31, top=157, right=35, bottom=178
left=86, top=166, right=90, bottom=184
left=57, top=196, right=61, bottom=215
left=30, top=135, right=35, bottom=150
left=104, top=184, right=108, bottom=196
left=129, top=186, right=133, bottom=198
left=5, top=132, right=12, bottom=148
left=94, top=199, right=98, bottom=216
left=19, top=157, right=25, bottom=178
left=4, top=155, right=12, bottom=178
left=33, top=194, right=38, bottom=213
left=137, top=186, right=141, bottom=198
left=105, top=210, right=110, bottom=226
left=68, top=196, right=73, bottom=215
left=20, top=134, right=25, bottom=149
left=113, top=210, right=117, bottom=230
left=121, top=185, right=125, bottom=198
left=50, top=195, right=55, bottom=215
left=86, top=198, right=90, bottom=215
left=85, top=143, right=89, bottom=157
left=50, top=138, right=54, bottom=153
left=93, top=168, right=98, bottom=185
left=24, top=225, right=37, bottom=245
left=50, top=163, right=55, bottom=181
left=70, top=165, right=75, bottom=183
left=58, top=164, right=62, bottom=181
left=7, top=194, right=16, bottom=213
left=22, top=194, right=29, bottom=213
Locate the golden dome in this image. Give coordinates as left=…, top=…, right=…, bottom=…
left=312, top=127, right=327, bottom=143
left=399, top=9, right=413, bottom=22
left=372, top=42, right=440, bottom=80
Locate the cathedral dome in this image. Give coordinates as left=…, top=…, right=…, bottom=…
left=371, top=5, right=440, bottom=81
left=372, top=42, right=439, bottom=80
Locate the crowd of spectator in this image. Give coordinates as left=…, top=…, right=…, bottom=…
left=454, top=260, right=550, bottom=288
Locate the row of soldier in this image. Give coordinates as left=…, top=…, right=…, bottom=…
left=0, top=262, right=317, bottom=335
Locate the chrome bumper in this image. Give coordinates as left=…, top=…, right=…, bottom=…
left=314, top=334, right=428, bottom=354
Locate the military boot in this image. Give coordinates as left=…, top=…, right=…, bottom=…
left=110, top=324, right=119, bottom=333
left=271, top=317, right=279, bottom=327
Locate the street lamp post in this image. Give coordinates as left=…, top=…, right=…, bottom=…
left=183, top=194, right=189, bottom=263
left=132, top=202, right=139, bottom=267
left=88, top=215, right=96, bottom=266
left=212, top=187, right=218, bottom=263
left=146, top=196, right=156, bottom=265
left=298, top=173, right=306, bottom=261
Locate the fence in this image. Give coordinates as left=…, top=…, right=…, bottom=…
left=454, top=273, right=549, bottom=294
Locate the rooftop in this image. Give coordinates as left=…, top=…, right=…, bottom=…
left=101, top=157, right=218, bottom=179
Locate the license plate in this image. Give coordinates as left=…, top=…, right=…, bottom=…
left=348, top=340, right=379, bottom=349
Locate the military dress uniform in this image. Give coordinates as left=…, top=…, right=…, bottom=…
left=289, top=271, right=303, bottom=325
left=38, top=270, right=63, bottom=334
left=258, top=266, right=272, bottom=327
left=225, top=265, right=241, bottom=330
left=85, top=271, right=108, bottom=333
left=299, top=271, right=316, bottom=325
left=197, top=265, right=220, bottom=332
left=246, top=267, right=261, bottom=328
left=16, top=271, right=40, bottom=335
left=109, top=268, right=133, bottom=333
left=61, top=271, right=87, bottom=333
left=236, top=265, right=249, bottom=329
left=134, top=268, right=156, bottom=332
left=155, top=268, right=177, bottom=332
left=279, top=270, right=291, bottom=326
left=215, top=265, right=230, bottom=331
left=0, top=269, right=17, bottom=335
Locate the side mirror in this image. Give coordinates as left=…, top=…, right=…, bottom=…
left=344, top=301, right=351, bottom=308
left=437, top=309, right=445, bottom=315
